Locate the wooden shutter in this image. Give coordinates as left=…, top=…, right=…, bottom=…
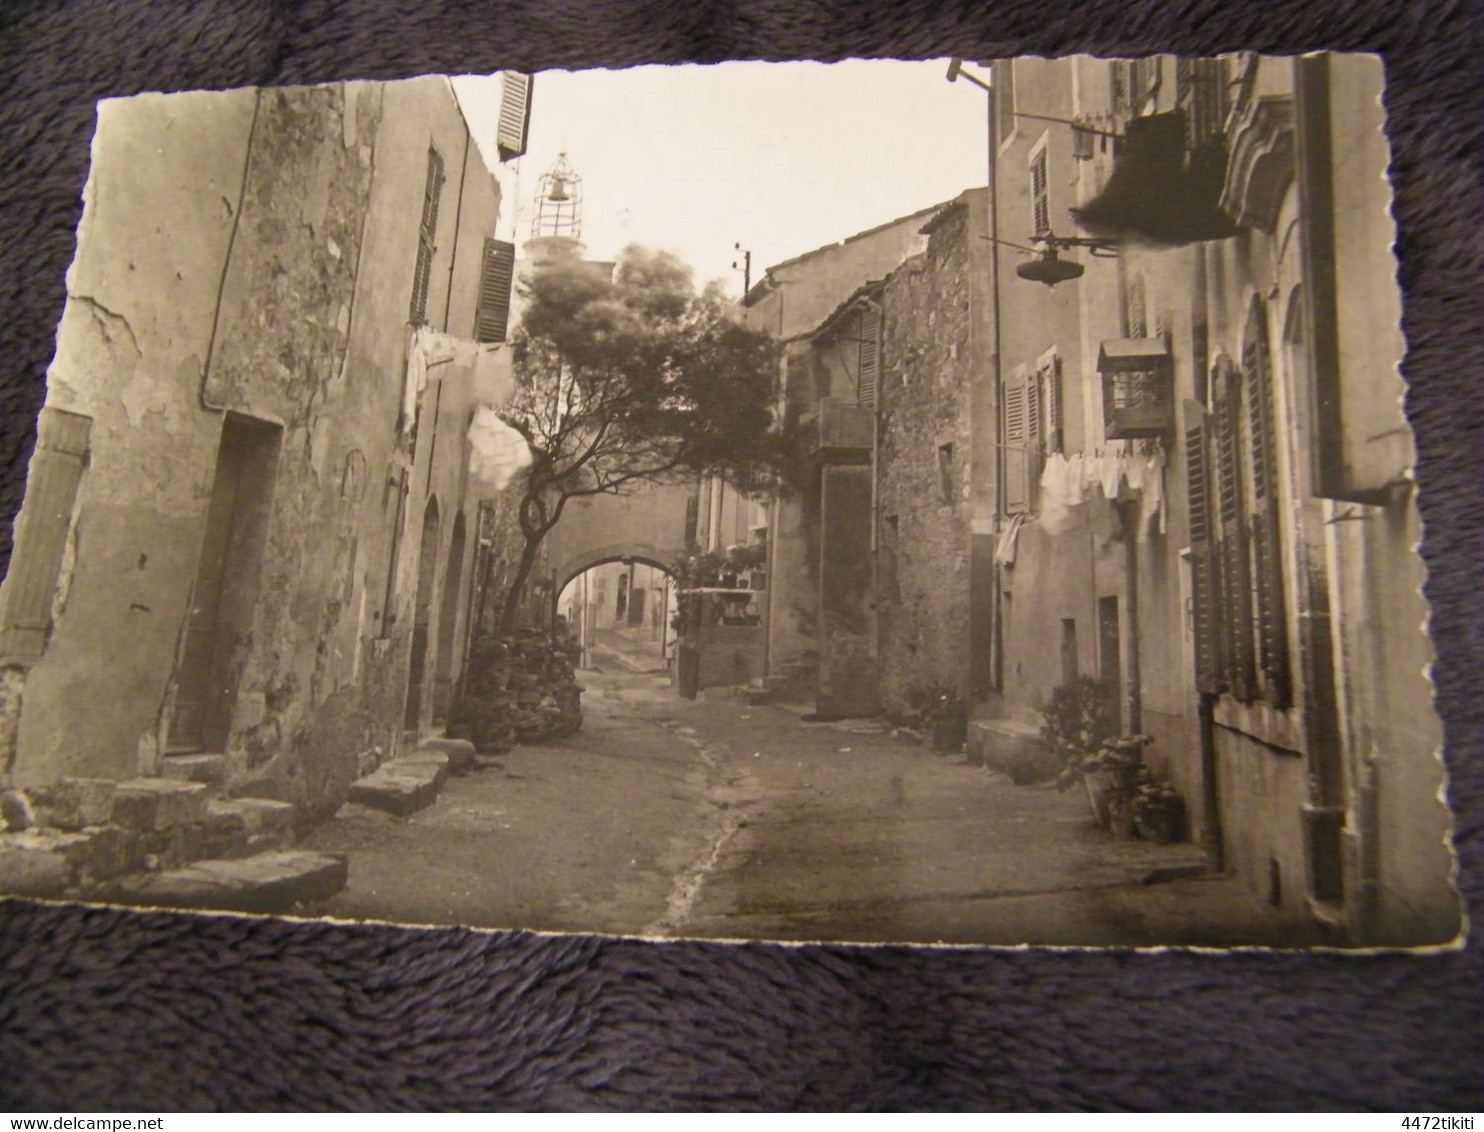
left=474, top=238, right=516, bottom=344
left=1213, top=367, right=1257, bottom=700
left=1003, top=368, right=1037, bottom=515
left=496, top=73, right=534, bottom=162
left=1245, top=308, right=1292, bottom=707
left=0, top=408, right=91, bottom=662
left=1183, top=404, right=1222, bottom=694
left=1039, top=355, right=1064, bottom=456
left=1030, top=149, right=1050, bottom=236
left=857, top=306, right=879, bottom=408
left=410, top=147, right=445, bottom=326
left=684, top=493, right=700, bottom=546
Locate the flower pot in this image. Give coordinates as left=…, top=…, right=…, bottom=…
left=1134, top=797, right=1185, bottom=844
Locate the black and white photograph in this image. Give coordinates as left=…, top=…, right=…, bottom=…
left=0, top=53, right=1462, bottom=950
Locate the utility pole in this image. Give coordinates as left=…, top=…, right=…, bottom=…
left=733, top=242, right=752, bottom=294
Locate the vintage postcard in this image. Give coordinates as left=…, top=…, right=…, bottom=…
left=0, top=55, right=1462, bottom=949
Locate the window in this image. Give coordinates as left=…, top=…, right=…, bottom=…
left=856, top=305, right=880, bottom=408
left=684, top=493, right=700, bottom=546
left=1060, top=619, right=1079, bottom=686
left=1037, top=353, right=1064, bottom=457
left=937, top=442, right=955, bottom=505
left=1003, top=366, right=1037, bottom=515
left=1112, top=58, right=1161, bottom=120
left=0, top=407, right=91, bottom=662
left=1029, top=144, right=1050, bottom=236
left=1184, top=297, right=1292, bottom=707
left=410, top=146, right=445, bottom=326
left=474, top=238, right=516, bottom=343
left=1004, top=356, right=1063, bottom=514
left=1176, top=57, right=1230, bottom=149
left=993, top=59, right=1016, bottom=146
left=496, top=73, right=534, bottom=161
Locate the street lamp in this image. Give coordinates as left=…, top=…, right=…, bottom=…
left=1014, top=233, right=1121, bottom=287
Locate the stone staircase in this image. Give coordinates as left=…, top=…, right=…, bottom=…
left=3, top=733, right=487, bottom=911
left=0, top=760, right=344, bottom=914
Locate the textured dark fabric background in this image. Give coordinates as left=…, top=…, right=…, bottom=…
left=1, top=0, right=1480, bottom=1112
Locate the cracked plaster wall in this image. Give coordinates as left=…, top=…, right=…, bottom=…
left=8, top=78, right=502, bottom=821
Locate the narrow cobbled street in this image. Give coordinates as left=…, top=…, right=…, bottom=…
left=304, top=662, right=1306, bottom=947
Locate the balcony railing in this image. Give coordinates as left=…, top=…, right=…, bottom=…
left=811, top=397, right=874, bottom=461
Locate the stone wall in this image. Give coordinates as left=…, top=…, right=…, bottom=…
left=874, top=206, right=975, bottom=720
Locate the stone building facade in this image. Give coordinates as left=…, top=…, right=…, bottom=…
left=873, top=192, right=992, bottom=719
left=1, top=75, right=528, bottom=828
left=739, top=54, right=1454, bottom=945
left=974, top=52, right=1455, bottom=944
left=740, top=203, right=945, bottom=703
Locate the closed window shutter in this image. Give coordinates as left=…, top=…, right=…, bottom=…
left=496, top=73, right=534, bottom=162
left=410, top=147, right=445, bottom=325
left=1213, top=368, right=1257, bottom=700
left=474, top=238, right=516, bottom=343
left=1040, top=355, right=1063, bottom=455
left=684, top=493, right=700, bottom=546
left=1245, top=308, right=1292, bottom=707
left=0, top=408, right=91, bottom=662
left=1003, top=372, right=1030, bottom=515
left=857, top=306, right=879, bottom=408
left=1183, top=405, right=1222, bottom=694
left=1030, top=149, right=1050, bottom=235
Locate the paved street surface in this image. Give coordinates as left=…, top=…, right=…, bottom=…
left=303, top=660, right=1308, bottom=948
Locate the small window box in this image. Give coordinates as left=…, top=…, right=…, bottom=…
left=1099, top=338, right=1173, bottom=440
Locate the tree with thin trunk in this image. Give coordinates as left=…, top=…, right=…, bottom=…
left=493, top=243, right=789, bottom=634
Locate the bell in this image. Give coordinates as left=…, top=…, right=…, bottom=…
left=1016, top=248, right=1085, bottom=287
left=547, top=176, right=570, bottom=203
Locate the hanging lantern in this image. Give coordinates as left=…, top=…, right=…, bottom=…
left=1016, top=247, right=1086, bottom=287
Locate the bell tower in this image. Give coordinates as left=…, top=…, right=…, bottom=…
left=524, top=152, right=584, bottom=268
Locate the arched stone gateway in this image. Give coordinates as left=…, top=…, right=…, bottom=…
left=538, top=481, right=697, bottom=625
left=553, top=546, right=677, bottom=603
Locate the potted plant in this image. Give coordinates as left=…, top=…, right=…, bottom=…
left=925, top=686, right=968, bottom=753
left=1076, top=734, right=1153, bottom=832
left=1042, top=677, right=1118, bottom=778
left=1133, top=781, right=1186, bottom=844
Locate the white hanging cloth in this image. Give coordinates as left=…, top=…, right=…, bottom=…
left=468, top=405, right=533, bottom=490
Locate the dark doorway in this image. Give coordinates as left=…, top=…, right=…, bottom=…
left=1060, top=618, right=1079, bottom=686
left=1098, top=595, right=1122, bottom=717
left=432, top=510, right=466, bottom=724
left=168, top=413, right=282, bottom=753
left=404, top=499, right=441, bottom=732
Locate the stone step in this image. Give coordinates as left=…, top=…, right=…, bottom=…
left=203, top=797, right=296, bottom=858
left=28, top=777, right=115, bottom=831
left=102, top=850, right=349, bottom=914
left=417, top=738, right=476, bottom=775
left=160, top=753, right=228, bottom=787
left=967, top=719, right=1059, bottom=782
left=347, top=752, right=450, bottom=817
left=110, top=778, right=210, bottom=831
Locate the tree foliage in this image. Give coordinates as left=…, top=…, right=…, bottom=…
left=494, top=243, right=788, bottom=632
